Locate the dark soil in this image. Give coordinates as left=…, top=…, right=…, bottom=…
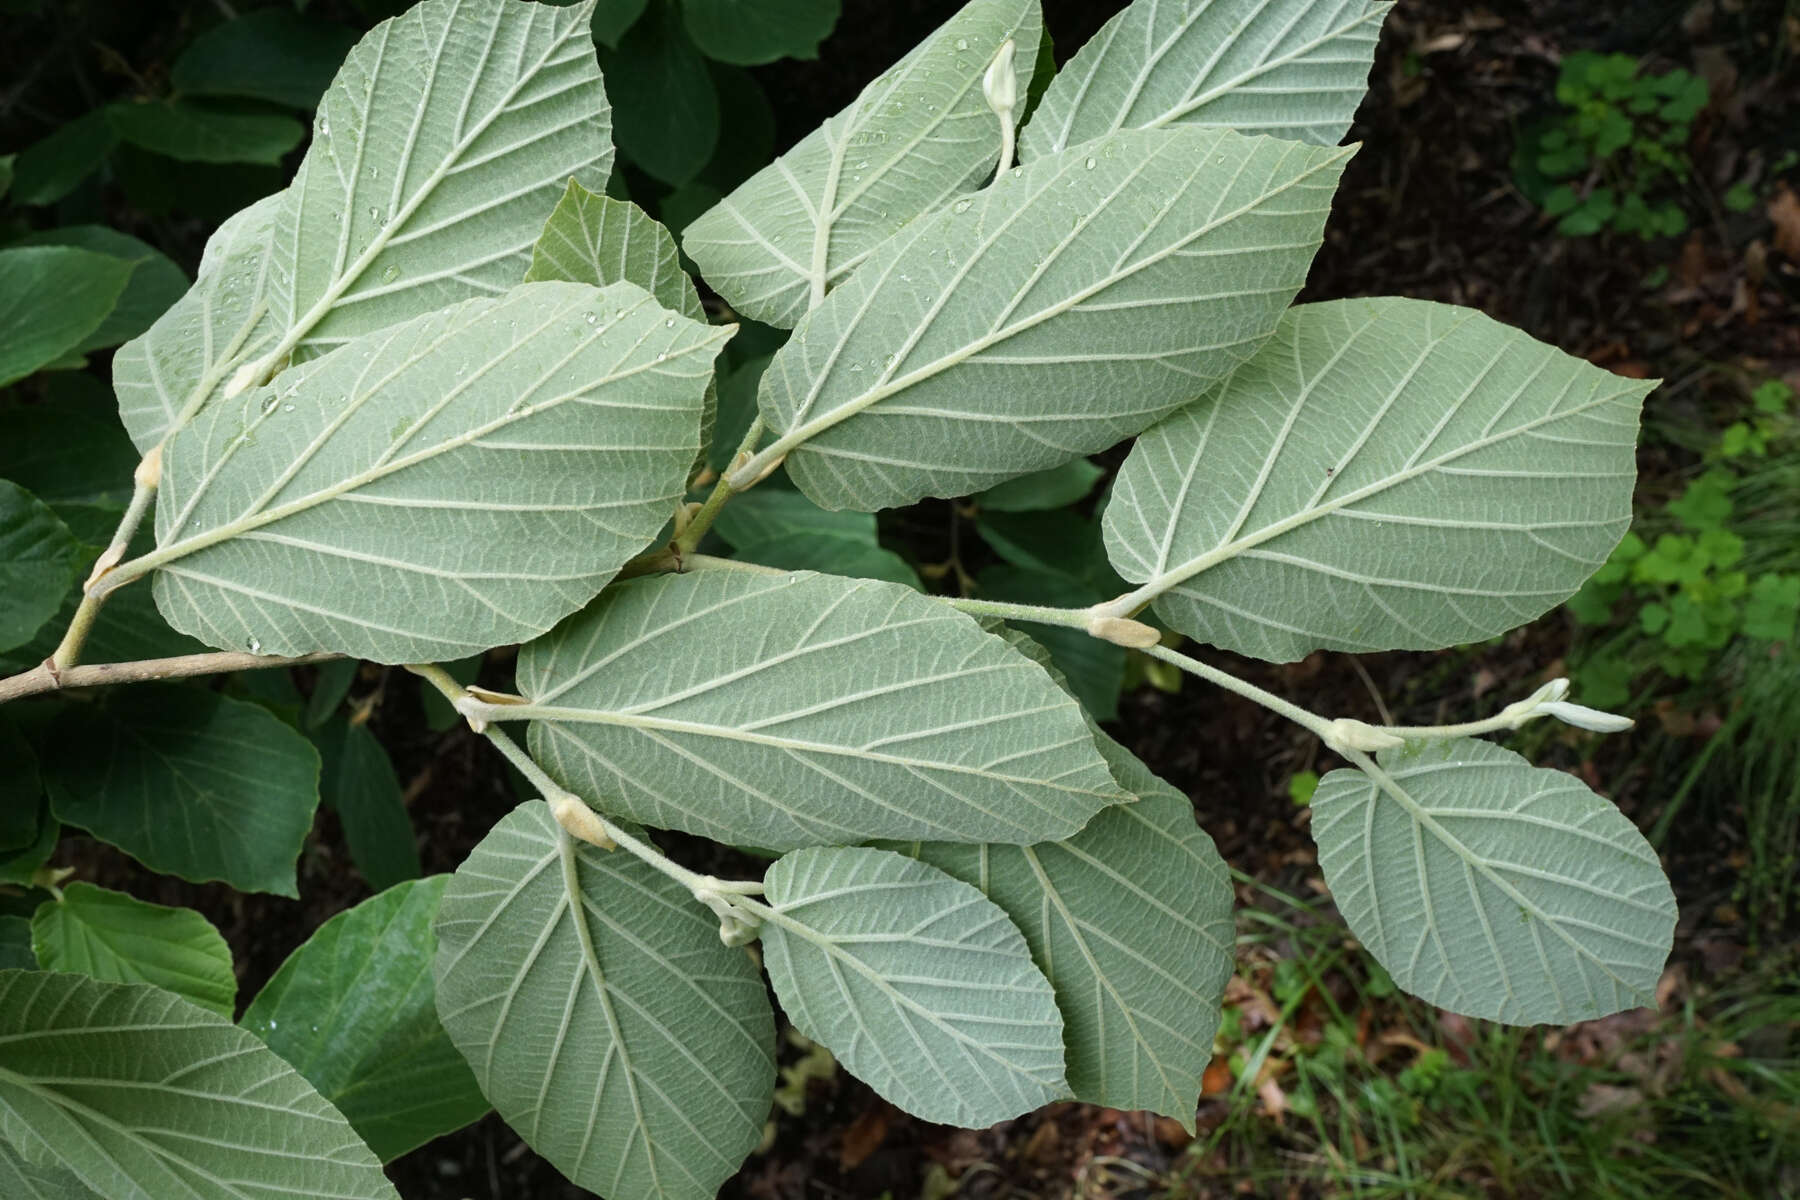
left=21, top=0, right=1800, bottom=1196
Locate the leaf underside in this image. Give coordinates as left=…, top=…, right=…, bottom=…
left=1310, top=739, right=1676, bottom=1025
left=519, top=570, right=1126, bottom=850
left=433, top=802, right=774, bottom=1200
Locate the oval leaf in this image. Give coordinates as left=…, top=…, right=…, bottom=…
left=31, top=883, right=236, bottom=1016
left=902, top=759, right=1232, bottom=1125
left=1104, top=298, right=1654, bottom=661
left=0, top=246, right=133, bottom=388
left=434, top=801, right=774, bottom=1199
left=243, top=876, right=486, bottom=1162
left=603, top=0, right=718, bottom=185
left=1311, top=739, right=1677, bottom=1025
left=39, top=685, right=321, bottom=897
left=760, top=846, right=1068, bottom=1126
left=519, top=570, right=1126, bottom=850
left=143, top=281, right=724, bottom=663
left=757, top=127, right=1352, bottom=511
left=272, top=0, right=612, bottom=359
left=0, top=969, right=397, bottom=1200
left=1021, top=0, right=1389, bottom=159
left=682, top=0, right=1041, bottom=327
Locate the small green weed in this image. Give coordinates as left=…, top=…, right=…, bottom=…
left=1569, top=379, right=1798, bottom=706
left=1516, top=52, right=1709, bottom=239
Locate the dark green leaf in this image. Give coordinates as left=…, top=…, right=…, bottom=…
left=13, top=226, right=188, bottom=353
left=0, top=916, right=32, bottom=971
left=0, top=480, right=85, bottom=655
left=0, top=808, right=57, bottom=888
left=976, top=458, right=1104, bottom=512
left=592, top=0, right=650, bottom=46
left=30, top=883, right=236, bottom=1016
left=0, top=380, right=139, bottom=510
left=979, top=565, right=1124, bottom=719
left=698, top=63, right=776, bottom=191
left=0, top=246, right=134, bottom=387
left=604, top=1, right=719, bottom=184
left=105, top=100, right=305, bottom=166
left=681, top=0, right=840, bottom=66
left=9, top=110, right=117, bottom=206
left=314, top=717, right=420, bottom=892
left=244, top=877, right=486, bottom=1162
left=0, top=714, right=43, bottom=852
left=171, top=9, right=360, bottom=110
left=41, top=685, right=321, bottom=896
left=303, top=657, right=359, bottom=728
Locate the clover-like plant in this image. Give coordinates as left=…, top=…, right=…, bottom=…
left=0, top=1, right=1676, bottom=1196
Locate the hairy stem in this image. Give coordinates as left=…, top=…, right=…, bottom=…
left=405, top=663, right=764, bottom=900
left=1, top=649, right=340, bottom=705
left=673, top=417, right=767, bottom=557
left=1138, top=642, right=1337, bottom=743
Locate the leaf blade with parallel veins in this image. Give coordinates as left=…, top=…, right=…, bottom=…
left=142, top=281, right=724, bottom=664
left=682, top=0, right=1041, bottom=328
left=1310, top=739, right=1676, bottom=1025
left=519, top=569, right=1125, bottom=850
left=755, top=127, right=1352, bottom=511
left=433, top=802, right=774, bottom=1200
left=759, top=846, right=1069, bottom=1127
left=1021, top=0, right=1389, bottom=159
left=1102, top=298, right=1652, bottom=661
left=271, top=0, right=613, bottom=360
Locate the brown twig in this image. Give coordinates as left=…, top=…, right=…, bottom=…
left=0, top=650, right=341, bottom=704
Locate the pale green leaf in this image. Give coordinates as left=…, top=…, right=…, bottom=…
left=758, top=128, right=1352, bottom=511
left=0, top=969, right=397, bottom=1200
left=520, top=569, right=1125, bottom=850
left=1021, top=0, right=1388, bottom=159
left=714, top=488, right=918, bottom=588
left=30, top=883, right=236, bottom=1016
left=682, top=0, right=1041, bottom=327
left=272, top=0, right=613, bottom=359
left=0, top=246, right=133, bottom=388
left=1103, top=299, right=1652, bottom=661
left=434, top=801, right=774, bottom=1199
left=526, top=181, right=704, bottom=319
left=0, top=1134, right=103, bottom=1200
left=144, top=282, right=725, bottom=664
left=1310, top=739, right=1677, bottom=1024
left=243, top=877, right=486, bottom=1162
left=105, top=101, right=304, bottom=166
left=682, top=0, right=840, bottom=66
left=39, top=685, right=321, bottom=897
left=759, top=846, right=1068, bottom=1126
left=900, top=752, right=1232, bottom=1126
left=112, top=190, right=287, bottom=454
left=604, top=0, right=718, bottom=185
left=0, top=481, right=85, bottom=655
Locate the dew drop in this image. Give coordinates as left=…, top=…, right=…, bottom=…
left=261, top=394, right=278, bottom=414
left=655, top=352, right=668, bottom=362
left=509, top=399, right=531, bottom=415
left=247, top=638, right=262, bottom=654
left=583, top=311, right=598, bottom=324
left=956, top=37, right=968, bottom=50
left=848, top=362, right=864, bottom=374
left=664, top=317, right=675, bottom=327
left=282, top=404, right=294, bottom=412
left=952, top=199, right=972, bottom=214
left=381, top=264, right=400, bottom=283
left=266, top=1017, right=277, bottom=1029
left=1084, top=156, right=1096, bottom=170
